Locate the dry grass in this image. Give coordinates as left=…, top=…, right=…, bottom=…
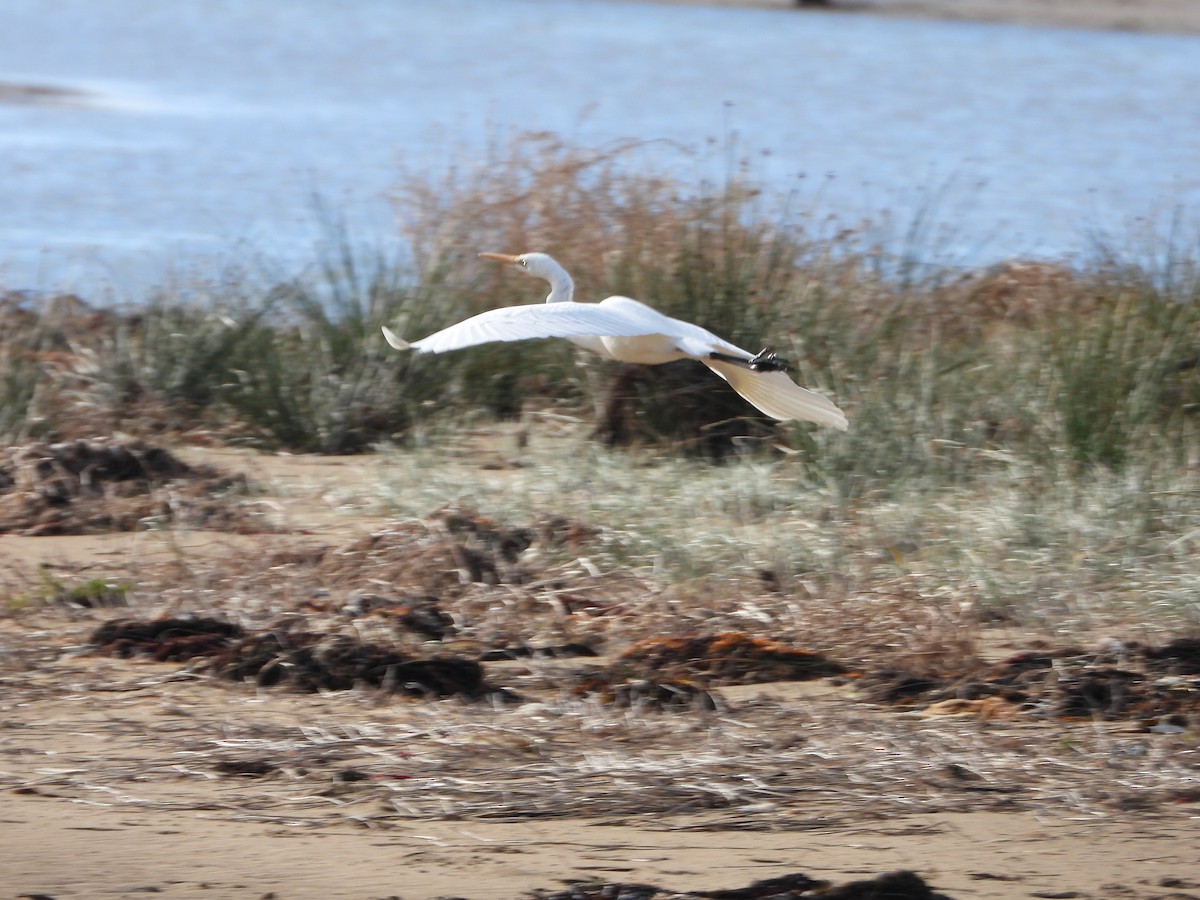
left=4, top=632, right=1195, bottom=831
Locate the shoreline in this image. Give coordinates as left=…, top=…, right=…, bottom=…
left=617, top=0, right=1200, bottom=34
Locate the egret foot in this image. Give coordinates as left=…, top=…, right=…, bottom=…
left=748, top=348, right=793, bottom=372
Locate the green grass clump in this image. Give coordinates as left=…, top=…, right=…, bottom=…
left=6, top=570, right=132, bottom=611
left=1048, top=266, right=1200, bottom=468
left=0, top=292, right=97, bottom=441
left=0, top=326, right=45, bottom=441
left=214, top=238, right=416, bottom=453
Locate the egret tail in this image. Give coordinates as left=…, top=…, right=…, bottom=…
left=704, top=359, right=848, bottom=430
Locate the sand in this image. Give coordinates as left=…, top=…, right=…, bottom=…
left=5, top=793, right=1198, bottom=898
left=626, top=0, right=1200, bottom=34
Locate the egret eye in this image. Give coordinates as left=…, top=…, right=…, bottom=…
left=518, top=258, right=528, bottom=267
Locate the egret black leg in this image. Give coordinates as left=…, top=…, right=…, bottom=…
left=709, top=348, right=793, bottom=373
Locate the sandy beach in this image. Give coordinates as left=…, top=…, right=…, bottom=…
left=629, top=0, right=1200, bottom=34
left=3, top=436, right=1199, bottom=900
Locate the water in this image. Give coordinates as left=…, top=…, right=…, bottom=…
left=2, top=0, right=1198, bottom=295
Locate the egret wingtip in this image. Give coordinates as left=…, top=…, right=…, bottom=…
left=381, top=326, right=411, bottom=351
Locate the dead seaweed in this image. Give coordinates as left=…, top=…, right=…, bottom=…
left=570, top=632, right=843, bottom=711
left=529, top=869, right=952, bottom=899
left=88, top=614, right=518, bottom=702
left=813, top=870, right=954, bottom=899
left=1141, top=637, right=1200, bottom=675
left=610, top=632, right=846, bottom=685
left=0, top=439, right=265, bottom=535
left=861, top=639, right=1200, bottom=725
left=480, top=643, right=600, bottom=661
left=340, top=592, right=457, bottom=641
left=89, top=616, right=245, bottom=661
left=206, top=627, right=519, bottom=702
left=212, top=758, right=278, bottom=778
left=700, top=872, right=828, bottom=898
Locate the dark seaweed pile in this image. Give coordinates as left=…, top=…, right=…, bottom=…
left=0, top=439, right=264, bottom=535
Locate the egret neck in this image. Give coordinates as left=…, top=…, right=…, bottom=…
left=539, top=258, right=574, bottom=303
left=479, top=251, right=574, bottom=303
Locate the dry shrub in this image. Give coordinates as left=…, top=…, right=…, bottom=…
left=0, top=291, right=110, bottom=441
left=0, top=290, right=254, bottom=445
left=305, top=508, right=538, bottom=597
left=5, top=133, right=1194, bottom=471
left=589, top=360, right=780, bottom=455
left=919, top=259, right=1081, bottom=342
left=394, top=133, right=691, bottom=289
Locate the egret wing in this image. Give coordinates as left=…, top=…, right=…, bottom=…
left=395, top=303, right=662, bottom=354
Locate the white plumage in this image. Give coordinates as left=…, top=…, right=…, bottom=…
left=383, top=251, right=847, bottom=431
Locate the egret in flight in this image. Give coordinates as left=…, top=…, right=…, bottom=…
left=383, top=252, right=847, bottom=430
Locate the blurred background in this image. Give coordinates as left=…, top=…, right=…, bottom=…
left=3, top=0, right=1197, bottom=295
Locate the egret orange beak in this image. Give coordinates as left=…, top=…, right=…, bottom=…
left=478, top=252, right=522, bottom=264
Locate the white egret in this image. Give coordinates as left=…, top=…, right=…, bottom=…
left=383, top=252, right=847, bottom=431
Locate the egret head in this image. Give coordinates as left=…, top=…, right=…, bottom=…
left=479, top=251, right=574, bottom=302
left=479, top=251, right=556, bottom=277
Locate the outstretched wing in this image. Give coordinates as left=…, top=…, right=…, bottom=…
left=384, top=302, right=661, bottom=354
left=705, top=359, right=849, bottom=430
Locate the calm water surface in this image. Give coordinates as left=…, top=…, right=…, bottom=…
left=2, top=0, right=1198, bottom=294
